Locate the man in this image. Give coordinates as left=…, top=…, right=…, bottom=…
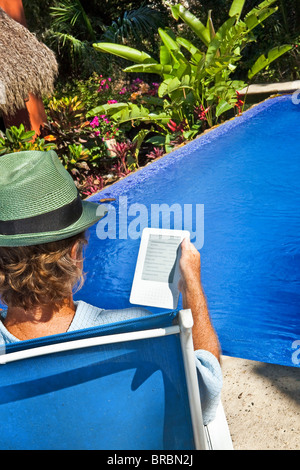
left=0, top=150, right=222, bottom=424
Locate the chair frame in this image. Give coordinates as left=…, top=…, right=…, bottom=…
left=0, top=309, right=233, bottom=450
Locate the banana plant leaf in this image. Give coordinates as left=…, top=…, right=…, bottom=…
left=158, top=28, right=181, bottom=53
left=158, top=77, right=181, bottom=97
left=214, top=16, right=237, bottom=42
left=215, top=99, right=234, bottom=117
left=170, top=60, right=192, bottom=80
left=248, top=45, right=293, bottom=79
left=158, top=28, right=187, bottom=64
left=248, top=0, right=277, bottom=11
left=244, top=0, right=278, bottom=31
left=158, top=73, right=194, bottom=98
left=93, top=42, right=156, bottom=64
left=176, top=37, right=203, bottom=63
left=104, top=103, right=170, bottom=125
left=87, top=102, right=128, bottom=118
left=123, top=63, right=172, bottom=76
left=160, top=44, right=172, bottom=65
left=170, top=4, right=210, bottom=47
left=244, top=7, right=277, bottom=31
left=205, top=17, right=237, bottom=67
left=229, top=0, right=246, bottom=20
left=206, top=10, right=216, bottom=42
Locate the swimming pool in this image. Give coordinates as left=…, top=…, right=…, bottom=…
left=80, top=95, right=300, bottom=368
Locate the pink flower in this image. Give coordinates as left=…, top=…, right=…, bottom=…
left=146, top=146, right=164, bottom=160
left=97, top=77, right=111, bottom=92
left=90, top=116, right=99, bottom=128
left=107, top=100, right=118, bottom=104
left=95, top=130, right=100, bottom=137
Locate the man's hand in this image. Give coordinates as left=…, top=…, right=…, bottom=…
left=178, top=238, right=220, bottom=360
left=178, top=237, right=201, bottom=294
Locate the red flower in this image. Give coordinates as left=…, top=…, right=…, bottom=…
left=167, top=119, right=187, bottom=133
left=235, top=91, right=244, bottom=113
left=167, top=119, right=178, bottom=132
left=194, top=105, right=210, bottom=121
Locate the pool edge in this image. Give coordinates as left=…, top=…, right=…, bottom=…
left=87, top=94, right=292, bottom=201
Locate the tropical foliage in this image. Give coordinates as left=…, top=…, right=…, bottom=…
left=23, top=0, right=299, bottom=82
left=0, top=125, right=55, bottom=155
left=5, top=0, right=295, bottom=197
left=91, top=0, right=292, bottom=150
left=39, top=0, right=167, bottom=77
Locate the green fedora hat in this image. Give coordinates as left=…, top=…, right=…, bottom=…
left=0, top=150, right=106, bottom=246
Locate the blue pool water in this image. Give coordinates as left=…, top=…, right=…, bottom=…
left=79, top=95, right=300, bottom=367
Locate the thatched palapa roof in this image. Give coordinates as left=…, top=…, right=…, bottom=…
left=0, top=7, right=58, bottom=115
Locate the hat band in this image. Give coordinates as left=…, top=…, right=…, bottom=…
left=0, top=194, right=83, bottom=236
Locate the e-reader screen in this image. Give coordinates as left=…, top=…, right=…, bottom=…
left=141, top=234, right=181, bottom=283
left=130, top=228, right=190, bottom=309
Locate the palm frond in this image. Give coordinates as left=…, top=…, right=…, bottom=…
left=50, top=0, right=97, bottom=41
left=102, top=5, right=165, bottom=44
left=46, top=29, right=90, bottom=70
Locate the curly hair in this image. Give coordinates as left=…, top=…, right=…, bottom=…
left=0, top=232, right=87, bottom=310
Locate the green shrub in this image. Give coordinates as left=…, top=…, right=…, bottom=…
left=0, top=124, right=55, bottom=155
left=91, top=0, right=292, bottom=152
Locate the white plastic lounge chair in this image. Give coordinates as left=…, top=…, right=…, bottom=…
left=0, top=309, right=233, bottom=450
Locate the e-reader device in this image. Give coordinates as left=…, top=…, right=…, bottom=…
left=130, top=227, right=190, bottom=309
